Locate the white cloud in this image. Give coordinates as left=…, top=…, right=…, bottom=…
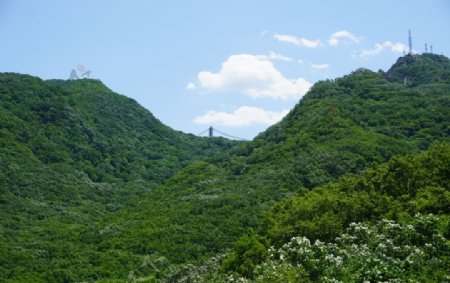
left=194, top=106, right=290, bottom=127
left=359, top=41, right=407, bottom=57
left=197, top=54, right=312, bottom=100
left=310, top=63, right=330, bottom=70
left=186, top=82, right=196, bottom=90
left=260, top=30, right=270, bottom=37
left=329, top=30, right=360, bottom=46
left=298, top=59, right=304, bottom=64
left=273, top=33, right=321, bottom=48
left=391, top=42, right=407, bottom=53
left=259, top=51, right=293, bottom=62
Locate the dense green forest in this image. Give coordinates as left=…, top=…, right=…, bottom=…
left=1, top=54, right=449, bottom=282
left=0, top=74, right=237, bottom=282
left=168, top=143, right=450, bottom=282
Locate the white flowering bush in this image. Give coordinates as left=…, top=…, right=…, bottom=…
left=178, top=214, right=449, bottom=282
left=252, top=214, right=449, bottom=282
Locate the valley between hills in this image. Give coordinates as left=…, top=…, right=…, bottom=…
left=1, top=53, right=449, bottom=282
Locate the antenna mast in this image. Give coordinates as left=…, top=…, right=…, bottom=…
left=425, top=43, right=428, bottom=53
left=408, top=29, right=412, bottom=55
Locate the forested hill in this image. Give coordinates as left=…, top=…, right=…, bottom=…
left=1, top=73, right=237, bottom=185
left=0, top=73, right=237, bottom=282
left=1, top=54, right=449, bottom=282
left=385, top=53, right=450, bottom=86
left=180, top=143, right=450, bottom=282
left=99, top=54, right=450, bottom=281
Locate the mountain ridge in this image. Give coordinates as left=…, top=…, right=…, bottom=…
left=0, top=72, right=239, bottom=282
left=1, top=54, right=449, bottom=281
left=385, top=53, right=450, bottom=86
left=91, top=54, right=450, bottom=280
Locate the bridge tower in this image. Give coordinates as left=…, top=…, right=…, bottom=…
left=209, top=126, right=213, bottom=137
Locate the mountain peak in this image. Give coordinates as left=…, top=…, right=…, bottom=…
left=46, top=77, right=110, bottom=93
left=386, top=53, right=450, bottom=86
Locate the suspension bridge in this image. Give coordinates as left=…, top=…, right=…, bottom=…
left=197, top=126, right=247, bottom=141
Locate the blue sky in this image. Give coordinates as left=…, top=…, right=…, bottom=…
left=1, top=0, right=449, bottom=139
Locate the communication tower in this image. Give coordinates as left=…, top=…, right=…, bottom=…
left=408, top=29, right=412, bottom=54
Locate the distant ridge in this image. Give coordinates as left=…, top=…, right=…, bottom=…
left=386, top=53, right=450, bottom=86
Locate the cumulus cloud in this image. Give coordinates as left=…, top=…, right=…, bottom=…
left=310, top=63, right=330, bottom=70
left=359, top=41, right=407, bottom=57
left=194, top=106, right=290, bottom=127
left=196, top=54, right=312, bottom=100
left=273, top=33, right=321, bottom=48
left=329, top=30, right=360, bottom=46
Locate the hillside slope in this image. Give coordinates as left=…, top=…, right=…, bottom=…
left=385, top=53, right=450, bottom=86
left=171, top=143, right=450, bottom=282
left=100, top=54, right=450, bottom=281
left=1, top=54, right=449, bottom=282
left=0, top=73, right=237, bottom=282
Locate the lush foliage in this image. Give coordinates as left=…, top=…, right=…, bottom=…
left=169, top=144, right=450, bottom=282
left=177, top=215, right=449, bottom=282
left=385, top=53, right=450, bottom=86
left=1, top=54, right=450, bottom=281
left=0, top=74, right=237, bottom=282
left=102, top=54, right=450, bottom=281
left=261, top=143, right=450, bottom=246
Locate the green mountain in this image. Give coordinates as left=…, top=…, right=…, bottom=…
left=98, top=54, right=450, bottom=280
left=0, top=73, right=237, bottom=282
left=1, top=54, right=449, bottom=282
left=385, top=53, right=450, bottom=86
left=172, top=144, right=450, bottom=282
